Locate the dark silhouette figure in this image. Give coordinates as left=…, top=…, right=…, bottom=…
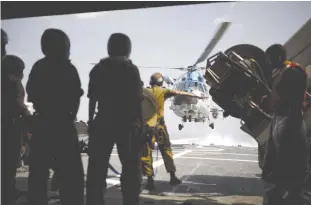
left=86, top=33, right=143, bottom=205
left=2, top=54, right=31, bottom=205
left=26, top=28, right=84, bottom=205
left=262, top=44, right=308, bottom=205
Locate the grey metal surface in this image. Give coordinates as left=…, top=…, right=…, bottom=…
left=284, top=18, right=311, bottom=67
left=15, top=144, right=265, bottom=205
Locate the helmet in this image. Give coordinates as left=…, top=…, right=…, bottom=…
left=150, top=72, right=164, bottom=86
left=2, top=55, right=25, bottom=79
left=107, top=33, right=131, bottom=57
left=265, top=44, right=287, bottom=68
left=41, top=28, right=70, bottom=58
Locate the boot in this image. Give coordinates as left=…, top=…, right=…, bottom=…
left=169, top=172, right=181, bottom=186
left=145, top=176, right=156, bottom=193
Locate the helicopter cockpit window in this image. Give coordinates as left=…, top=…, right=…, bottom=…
left=176, top=82, right=186, bottom=91
left=188, top=82, right=204, bottom=92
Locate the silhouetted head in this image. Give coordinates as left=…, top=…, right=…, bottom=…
left=276, top=66, right=307, bottom=108
left=149, top=72, right=164, bottom=87
left=41, top=28, right=70, bottom=59
left=2, top=55, right=25, bottom=80
left=2, top=29, right=8, bottom=57
left=107, top=33, right=131, bottom=58
left=265, top=44, right=287, bottom=69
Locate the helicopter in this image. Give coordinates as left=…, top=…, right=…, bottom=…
left=151, top=68, right=223, bottom=131
left=139, top=22, right=231, bottom=130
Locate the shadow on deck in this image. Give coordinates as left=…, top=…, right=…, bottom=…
left=14, top=174, right=264, bottom=205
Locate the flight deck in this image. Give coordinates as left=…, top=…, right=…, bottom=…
left=15, top=143, right=269, bottom=205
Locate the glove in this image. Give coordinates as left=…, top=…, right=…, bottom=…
left=197, top=96, right=208, bottom=99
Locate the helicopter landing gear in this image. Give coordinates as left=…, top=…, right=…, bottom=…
left=183, top=116, right=187, bottom=123
left=178, top=124, right=184, bottom=130
left=209, top=122, right=214, bottom=129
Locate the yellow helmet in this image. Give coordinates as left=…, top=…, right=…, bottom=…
left=150, top=72, right=164, bottom=86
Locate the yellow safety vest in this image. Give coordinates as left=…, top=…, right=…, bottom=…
left=147, top=85, right=174, bottom=120
left=141, top=88, right=158, bottom=127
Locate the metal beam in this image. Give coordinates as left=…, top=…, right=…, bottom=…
left=284, top=18, right=311, bottom=68
left=1, top=2, right=229, bottom=20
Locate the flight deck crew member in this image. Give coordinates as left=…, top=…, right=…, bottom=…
left=261, top=44, right=308, bottom=205
left=145, top=72, right=205, bottom=191
left=86, top=33, right=143, bottom=205
left=2, top=54, right=31, bottom=205
left=26, top=28, right=84, bottom=205
left=2, top=29, right=31, bottom=205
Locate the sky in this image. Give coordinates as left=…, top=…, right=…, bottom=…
left=2, top=1, right=311, bottom=146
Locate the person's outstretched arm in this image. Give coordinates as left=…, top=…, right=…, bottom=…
left=165, top=88, right=206, bottom=99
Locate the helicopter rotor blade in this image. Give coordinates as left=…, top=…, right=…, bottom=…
left=138, top=66, right=185, bottom=71
left=90, top=22, right=231, bottom=70
left=193, top=21, right=231, bottom=66
left=89, top=63, right=184, bottom=70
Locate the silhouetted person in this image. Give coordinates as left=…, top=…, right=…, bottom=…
left=264, top=44, right=289, bottom=112
left=86, top=33, right=143, bottom=205
left=262, top=44, right=308, bottom=205
left=2, top=29, right=30, bottom=204
left=26, top=28, right=84, bottom=205
left=2, top=54, right=31, bottom=205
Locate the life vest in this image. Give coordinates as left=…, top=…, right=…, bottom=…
left=285, top=60, right=305, bottom=71
left=141, top=88, right=158, bottom=127
left=270, top=60, right=308, bottom=111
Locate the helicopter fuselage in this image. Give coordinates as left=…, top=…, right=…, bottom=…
left=170, top=95, right=210, bottom=122
left=169, top=70, right=215, bottom=123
